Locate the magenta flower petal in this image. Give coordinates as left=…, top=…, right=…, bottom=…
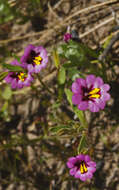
left=4, top=74, right=12, bottom=83
left=67, top=162, right=73, bottom=169
left=76, top=154, right=85, bottom=161
left=10, top=58, right=26, bottom=69
left=88, top=166, right=96, bottom=173
left=101, top=93, right=110, bottom=101
left=17, top=81, right=23, bottom=89
left=84, top=155, right=90, bottom=162
left=77, top=78, right=86, bottom=87
left=72, top=94, right=82, bottom=105
left=71, top=75, right=110, bottom=112
left=67, top=157, right=76, bottom=168
left=78, top=101, right=88, bottom=110
left=4, top=70, right=34, bottom=89
left=11, top=59, right=20, bottom=66
left=99, top=101, right=105, bottom=109
left=75, top=171, right=82, bottom=179
left=88, top=161, right=96, bottom=168
left=21, top=44, right=48, bottom=74
left=68, top=157, right=76, bottom=163
left=67, top=154, right=96, bottom=181
left=94, top=77, right=104, bottom=88
left=11, top=79, right=17, bottom=89
left=69, top=167, right=77, bottom=176
left=86, top=172, right=93, bottom=179
left=101, top=84, right=110, bottom=92
left=28, top=64, right=34, bottom=73
left=21, top=44, right=35, bottom=63
left=88, top=101, right=99, bottom=112
left=86, top=74, right=96, bottom=88
left=72, top=81, right=81, bottom=93
left=63, top=33, right=72, bottom=42
left=34, top=65, right=40, bottom=73
left=10, top=60, right=24, bottom=73
left=79, top=174, right=87, bottom=181
left=95, top=98, right=106, bottom=109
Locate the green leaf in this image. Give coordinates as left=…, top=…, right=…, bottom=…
left=0, top=1, right=14, bottom=24
left=63, top=61, right=73, bottom=68
left=2, top=86, right=12, bottom=100
left=2, top=63, right=24, bottom=72
left=65, top=88, right=73, bottom=106
left=103, top=34, right=112, bottom=49
left=58, top=85, right=64, bottom=101
left=58, top=41, right=98, bottom=69
left=59, top=41, right=88, bottom=67
left=57, top=43, right=67, bottom=57
left=50, top=125, right=71, bottom=133
left=15, top=153, right=21, bottom=160
left=52, top=101, right=61, bottom=109
left=66, top=46, right=86, bottom=66
left=79, top=43, right=98, bottom=58
left=67, top=68, right=83, bottom=81
left=73, top=107, right=84, bottom=120
left=77, top=134, right=87, bottom=154
left=65, top=88, right=87, bottom=127
left=12, top=54, right=21, bottom=64
left=1, top=101, right=8, bottom=112
left=53, top=49, right=60, bottom=68
left=58, top=67, right=66, bottom=84
left=73, top=107, right=87, bottom=127
left=0, top=72, right=8, bottom=81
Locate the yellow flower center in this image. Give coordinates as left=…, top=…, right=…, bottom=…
left=80, top=162, right=88, bottom=174
left=18, top=72, right=27, bottom=81
left=33, top=56, right=42, bottom=65
left=88, top=88, right=100, bottom=99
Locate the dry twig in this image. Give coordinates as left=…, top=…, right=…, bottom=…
left=99, top=32, right=119, bottom=61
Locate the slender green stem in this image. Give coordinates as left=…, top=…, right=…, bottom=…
left=37, top=75, right=54, bottom=95
left=73, top=107, right=88, bottom=128
left=83, top=111, right=88, bottom=128
left=31, top=84, right=39, bottom=91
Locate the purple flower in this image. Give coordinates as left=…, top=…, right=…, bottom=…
left=4, top=71, right=33, bottom=89
left=67, top=154, right=96, bottom=181
left=20, top=44, right=48, bottom=73
left=63, top=33, right=72, bottom=42
left=72, top=75, right=110, bottom=112
left=10, top=59, right=23, bottom=67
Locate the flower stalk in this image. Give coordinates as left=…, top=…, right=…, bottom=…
left=37, top=75, right=54, bottom=95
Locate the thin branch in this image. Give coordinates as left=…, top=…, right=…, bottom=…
left=53, top=0, right=64, bottom=10
left=65, top=0, right=118, bottom=22
left=80, top=14, right=119, bottom=39
left=111, top=7, right=119, bottom=24
left=37, top=74, right=54, bottom=95
left=48, top=1, right=60, bottom=19
left=0, top=30, right=44, bottom=44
